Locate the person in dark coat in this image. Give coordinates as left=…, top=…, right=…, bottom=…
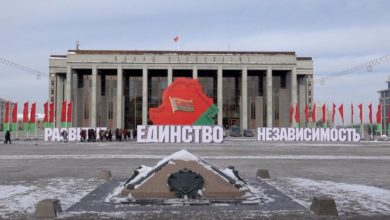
left=4, top=130, right=11, bottom=144
left=132, top=128, right=137, bottom=141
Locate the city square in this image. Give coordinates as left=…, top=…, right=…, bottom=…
left=0, top=139, right=389, bottom=219
left=2, top=0, right=390, bottom=219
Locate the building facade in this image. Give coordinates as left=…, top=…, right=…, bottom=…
left=378, top=76, right=390, bottom=134
left=49, top=50, right=313, bottom=130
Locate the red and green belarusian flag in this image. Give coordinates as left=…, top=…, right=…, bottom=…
left=3, top=101, right=10, bottom=131
left=43, top=102, right=49, bottom=128
left=60, top=101, right=73, bottom=128
left=44, top=101, right=55, bottom=128
left=67, top=101, right=73, bottom=127
left=376, top=103, right=382, bottom=135
left=61, top=101, right=67, bottom=128
left=169, top=96, right=194, bottom=112
left=29, top=103, right=36, bottom=132
left=11, top=102, right=18, bottom=132
left=295, top=103, right=300, bottom=128
left=23, top=102, right=29, bottom=131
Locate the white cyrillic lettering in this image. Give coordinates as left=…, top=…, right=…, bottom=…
left=44, top=128, right=53, bottom=141
left=287, top=128, right=295, bottom=141
left=296, top=128, right=304, bottom=141
left=280, top=128, right=287, bottom=141
left=202, top=126, right=213, bottom=143
left=320, top=128, right=330, bottom=141
left=137, top=125, right=146, bottom=143
left=158, top=126, right=170, bottom=142
left=213, top=126, right=223, bottom=143
left=339, top=129, right=347, bottom=141
left=257, top=128, right=266, bottom=141
left=170, top=126, right=181, bottom=143
left=304, top=128, right=311, bottom=141
left=330, top=129, right=338, bottom=142
left=182, top=126, right=192, bottom=143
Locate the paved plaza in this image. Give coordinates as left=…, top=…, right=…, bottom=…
left=0, top=139, right=390, bottom=219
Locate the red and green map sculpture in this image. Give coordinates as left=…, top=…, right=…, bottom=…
left=149, top=78, right=219, bottom=125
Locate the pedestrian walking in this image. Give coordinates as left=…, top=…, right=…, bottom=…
left=4, top=129, right=12, bottom=144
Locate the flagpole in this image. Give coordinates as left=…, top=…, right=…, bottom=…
left=35, top=118, right=37, bottom=139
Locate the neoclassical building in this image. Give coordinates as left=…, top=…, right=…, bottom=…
left=49, top=50, right=313, bottom=130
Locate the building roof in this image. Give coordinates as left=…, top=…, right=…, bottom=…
left=65, top=49, right=300, bottom=56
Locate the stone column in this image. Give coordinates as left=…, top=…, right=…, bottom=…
left=65, top=65, right=72, bottom=101
left=291, top=67, right=297, bottom=127
left=266, top=66, right=273, bottom=127
left=168, top=65, right=173, bottom=85
left=116, top=65, right=123, bottom=128
left=241, top=66, right=248, bottom=129
left=142, top=66, right=148, bottom=125
left=217, top=66, right=223, bottom=125
left=91, top=65, right=97, bottom=127
left=193, top=65, right=198, bottom=79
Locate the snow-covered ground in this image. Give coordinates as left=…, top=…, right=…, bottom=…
left=267, top=177, right=390, bottom=216
left=0, top=178, right=102, bottom=218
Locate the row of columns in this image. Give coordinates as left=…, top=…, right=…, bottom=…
left=65, top=65, right=298, bottom=129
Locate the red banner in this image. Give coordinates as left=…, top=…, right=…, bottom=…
left=368, top=103, right=373, bottom=125
left=67, top=101, right=73, bottom=123
left=61, top=101, right=67, bottom=123
left=358, top=104, right=363, bottom=123
left=289, top=105, right=294, bottom=124
left=295, top=103, right=300, bottom=124
left=351, top=103, right=354, bottom=125
left=322, top=104, right=326, bottom=123
left=30, top=103, right=36, bottom=123
left=339, top=104, right=344, bottom=124
left=49, top=102, right=55, bottom=123
left=23, top=102, right=29, bottom=123
left=304, top=104, right=309, bottom=123
left=12, top=102, right=17, bottom=123
left=43, top=102, right=48, bottom=123
left=312, top=103, right=316, bottom=123
left=4, top=101, right=10, bottom=123
left=376, top=103, right=382, bottom=124
left=332, top=103, right=336, bottom=123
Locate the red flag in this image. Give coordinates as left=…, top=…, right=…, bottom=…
left=23, top=102, right=29, bottom=123
left=12, top=102, right=17, bottom=123
left=43, top=102, right=48, bottom=123
left=295, top=103, right=300, bottom=124
left=368, top=103, right=373, bottom=124
left=339, top=104, right=344, bottom=124
left=322, top=104, right=326, bottom=123
left=30, top=103, right=36, bottom=123
left=173, top=35, right=179, bottom=43
left=49, top=102, right=55, bottom=123
left=304, top=104, right=309, bottom=123
left=61, top=101, right=67, bottom=123
left=67, top=101, right=73, bottom=123
left=4, top=101, right=10, bottom=123
left=312, top=103, right=316, bottom=123
left=358, top=104, right=363, bottom=123
left=332, top=103, right=336, bottom=123
left=376, top=103, right=382, bottom=124
left=351, top=103, right=354, bottom=125
left=289, top=105, right=294, bottom=124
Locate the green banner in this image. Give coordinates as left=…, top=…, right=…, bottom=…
left=11, top=123, right=17, bottom=132
left=29, top=123, right=36, bottom=132
left=3, top=123, right=10, bottom=131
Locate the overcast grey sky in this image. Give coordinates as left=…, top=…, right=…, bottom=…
left=1, top=0, right=389, bottom=124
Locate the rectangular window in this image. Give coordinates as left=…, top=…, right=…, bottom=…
left=281, top=74, right=286, bottom=89
left=101, top=75, right=106, bottom=96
